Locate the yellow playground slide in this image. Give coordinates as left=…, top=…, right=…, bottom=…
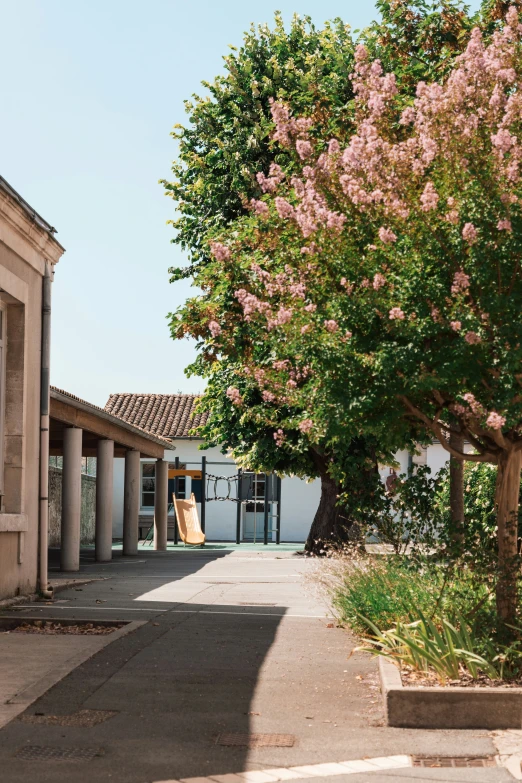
left=172, top=493, right=206, bottom=546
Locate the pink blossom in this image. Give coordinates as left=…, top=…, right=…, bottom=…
left=250, top=199, right=269, bottom=217
left=491, top=128, right=515, bottom=154
left=445, top=210, right=459, bottom=225
left=267, top=307, right=293, bottom=330
left=324, top=319, right=339, bottom=332
left=275, top=197, right=295, bottom=219
left=304, top=303, right=317, bottom=312
left=328, top=139, right=340, bottom=155
left=497, top=218, right=512, bottom=231
left=296, top=140, right=313, bottom=159
left=208, top=320, right=221, bottom=338
left=464, top=331, right=481, bottom=344
left=400, top=106, right=416, bottom=125
left=451, top=271, right=470, bottom=294
left=299, top=419, right=313, bottom=434
left=272, top=360, right=289, bottom=371
left=273, top=428, right=285, bottom=447
left=361, top=278, right=370, bottom=288
left=450, top=321, right=462, bottom=331
left=462, top=223, right=478, bottom=244
left=262, top=390, right=276, bottom=403
left=463, top=393, right=485, bottom=416
left=420, top=181, right=439, bottom=211
left=210, top=242, right=231, bottom=262
left=431, top=307, right=441, bottom=322
left=373, top=273, right=386, bottom=290
left=301, top=324, right=311, bottom=334
left=226, top=387, right=242, bottom=406
left=287, top=379, right=297, bottom=388
left=256, top=163, right=284, bottom=193
left=379, top=227, right=397, bottom=244
left=389, top=307, right=405, bottom=320
left=486, top=412, right=506, bottom=430
left=301, top=243, right=318, bottom=255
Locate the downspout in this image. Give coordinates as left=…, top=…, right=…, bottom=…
left=38, top=261, right=53, bottom=597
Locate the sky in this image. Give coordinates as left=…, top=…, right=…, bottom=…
left=0, top=0, right=480, bottom=407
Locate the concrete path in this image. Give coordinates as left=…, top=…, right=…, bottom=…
left=0, top=547, right=514, bottom=782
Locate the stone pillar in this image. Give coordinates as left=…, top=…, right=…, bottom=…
left=95, top=439, right=114, bottom=562
left=153, top=458, right=168, bottom=551
left=61, top=427, right=83, bottom=572
left=123, top=449, right=140, bottom=555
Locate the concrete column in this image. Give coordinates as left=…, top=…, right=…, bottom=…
left=123, top=449, right=140, bottom=555
left=95, top=439, right=114, bottom=562
left=153, top=458, right=168, bottom=551
left=61, top=427, right=83, bottom=572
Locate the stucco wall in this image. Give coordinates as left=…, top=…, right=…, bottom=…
left=48, top=466, right=96, bottom=547
left=111, top=440, right=455, bottom=547
left=0, top=191, right=63, bottom=600
left=112, top=442, right=322, bottom=543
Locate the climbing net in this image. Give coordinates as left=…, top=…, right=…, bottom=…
left=205, top=473, right=242, bottom=502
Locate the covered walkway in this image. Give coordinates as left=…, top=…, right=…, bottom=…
left=49, top=388, right=172, bottom=572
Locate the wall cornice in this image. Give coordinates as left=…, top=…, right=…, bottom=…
left=0, top=190, right=65, bottom=274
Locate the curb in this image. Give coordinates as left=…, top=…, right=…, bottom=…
left=379, top=657, right=522, bottom=729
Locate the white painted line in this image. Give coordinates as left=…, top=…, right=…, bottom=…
left=289, top=764, right=348, bottom=777
left=15, top=606, right=330, bottom=618
left=152, top=756, right=413, bottom=783
left=237, top=773, right=280, bottom=783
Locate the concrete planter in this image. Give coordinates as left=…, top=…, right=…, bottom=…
left=379, top=657, right=522, bottom=729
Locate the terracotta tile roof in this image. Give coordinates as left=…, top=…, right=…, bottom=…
left=51, top=387, right=173, bottom=449
left=104, top=394, right=208, bottom=439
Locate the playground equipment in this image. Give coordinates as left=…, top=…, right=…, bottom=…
left=172, top=493, right=205, bottom=546
left=143, top=456, right=282, bottom=546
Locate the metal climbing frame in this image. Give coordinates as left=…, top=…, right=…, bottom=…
left=173, top=460, right=282, bottom=545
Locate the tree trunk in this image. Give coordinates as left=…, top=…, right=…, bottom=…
left=304, top=471, right=352, bottom=555
left=449, top=432, right=465, bottom=546
left=495, top=449, right=522, bottom=626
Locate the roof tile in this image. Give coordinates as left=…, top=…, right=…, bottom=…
left=104, top=393, right=208, bottom=438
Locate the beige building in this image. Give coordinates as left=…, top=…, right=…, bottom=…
left=0, top=177, right=174, bottom=602
left=0, top=176, right=64, bottom=600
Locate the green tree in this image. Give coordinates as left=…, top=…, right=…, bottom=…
left=168, top=3, right=481, bottom=552
left=188, top=8, right=522, bottom=621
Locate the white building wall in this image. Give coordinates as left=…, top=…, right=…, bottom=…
left=112, top=439, right=453, bottom=544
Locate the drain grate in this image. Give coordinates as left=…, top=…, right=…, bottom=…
left=217, top=733, right=295, bottom=748
left=412, top=757, right=496, bottom=768
left=20, top=710, right=117, bottom=727
left=15, top=746, right=104, bottom=761
left=238, top=602, right=276, bottom=606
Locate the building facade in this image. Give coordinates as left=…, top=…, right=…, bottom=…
left=0, top=177, right=64, bottom=599
left=106, top=393, right=453, bottom=545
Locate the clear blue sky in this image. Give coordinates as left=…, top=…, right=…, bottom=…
left=0, top=0, right=479, bottom=407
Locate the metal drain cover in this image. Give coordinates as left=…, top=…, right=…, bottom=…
left=20, top=710, right=117, bottom=727
left=412, top=757, right=496, bottom=768
left=217, top=733, right=295, bottom=748
left=15, top=746, right=104, bottom=761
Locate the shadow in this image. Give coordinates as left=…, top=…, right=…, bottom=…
left=0, top=550, right=290, bottom=783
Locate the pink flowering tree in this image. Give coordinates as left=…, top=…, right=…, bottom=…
left=182, top=10, right=522, bottom=623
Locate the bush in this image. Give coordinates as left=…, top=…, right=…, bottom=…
left=332, top=556, right=492, bottom=634
left=434, top=462, right=522, bottom=565
left=329, top=554, right=522, bottom=679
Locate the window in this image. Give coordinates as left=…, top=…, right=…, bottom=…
left=141, top=462, right=155, bottom=508
left=168, top=462, right=186, bottom=502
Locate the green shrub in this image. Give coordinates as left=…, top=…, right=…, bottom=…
left=434, top=462, right=522, bottom=566
left=333, top=556, right=492, bottom=633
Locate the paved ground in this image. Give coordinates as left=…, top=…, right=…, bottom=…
left=0, top=547, right=514, bottom=782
